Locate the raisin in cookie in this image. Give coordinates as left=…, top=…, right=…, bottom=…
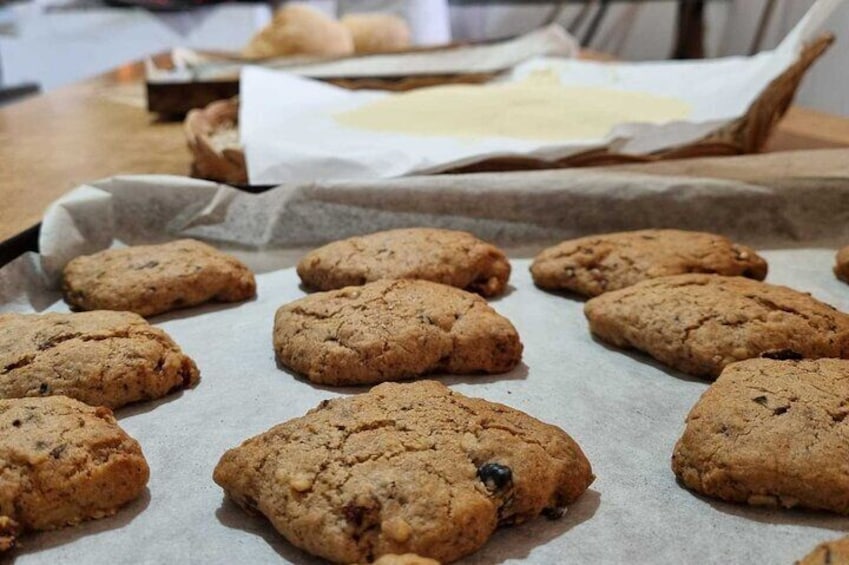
left=297, top=228, right=510, bottom=297
left=673, top=358, right=849, bottom=514
left=62, top=239, right=256, bottom=317
left=273, top=279, right=522, bottom=386
left=797, top=536, right=849, bottom=565
left=585, top=274, right=849, bottom=379
left=0, top=311, right=199, bottom=409
left=835, top=246, right=849, bottom=285
left=0, top=396, right=149, bottom=550
left=531, top=229, right=767, bottom=297
left=214, top=380, right=594, bottom=564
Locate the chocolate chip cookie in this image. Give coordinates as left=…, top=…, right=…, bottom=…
left=297, top=228, right=510, bottom=297
left=531, top=229, right=767, bottom=297
left=62, top=239, right=256, bottom=317
left=584, top=274, right=849, bottom=379
left=673, top=358, right=849, bottom=514
left=797, top=536, right=849, bottom=565
left=0, top=396, right=149, bottom=551
left=835, top=245, right=849, bottom=284
left=214, top=380, right=594, bottom=564
left=273, top=279, right=522, bottom=386
left=0, top=311, right=199, bottom=409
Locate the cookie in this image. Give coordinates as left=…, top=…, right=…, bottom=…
left=62, top=239, right=256, bottom=317
left=0, top=311, right=199, bottom=409
left=584, top=274, right=849, bottom=379
left=0, top=396, right=149, bottom=548
left=673, top=358, right=849, bottom=514
left=531, top=229, right=767, bottom=297
left=797, top=536, right=849, bottom=565
left=835, top=245, right=849, bottom=284
left=273, top=279, right=522, bottom=386
left=214, top=380, right=594, bottom=564
left=297, top=228, right=510, bottom=297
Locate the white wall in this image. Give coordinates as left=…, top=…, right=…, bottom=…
left=1, top=0, right=846, bottom=116
left=449, top=0, right=849, bottom=117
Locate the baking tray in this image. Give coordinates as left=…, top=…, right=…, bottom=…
left=4, top=170, right=849, bottom=563
left=4, top=254, right=849, bottom=564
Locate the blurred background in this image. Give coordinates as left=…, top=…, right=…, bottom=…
left=0, top=0, right=846, bottom=115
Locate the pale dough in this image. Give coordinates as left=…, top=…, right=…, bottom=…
left=335, top=77, right=691, bottom=141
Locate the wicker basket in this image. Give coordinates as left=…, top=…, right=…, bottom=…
left=185, top=34, right=833, bottom=185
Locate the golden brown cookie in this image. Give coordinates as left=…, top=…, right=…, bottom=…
left=673, top=358, right=849, bottom=514
left=297, top=228, right=510, bottom=297
left=341, top=13, right=411, bottom=54
left=273, top=279, right=522, bottom=386
left=0, top=311, right=199, bottom=409
left=531, top=229, right=767, bottom=297
left=584, top=274, right=849, bottom=379
left=243, top=3, right=354, bottom=59
left=214, top=380, right=594, bottom=564
left=835, top=246, right=849, bottom=284
left=0, top=396, right=149, bottom=549
left=797, top=536, right=849, bottom=565
left=62, top=239, right=256, bottom=317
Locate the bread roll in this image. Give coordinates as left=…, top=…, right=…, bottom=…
left=243, top=3, right=354, bottom=59
left=341, top=12, right=411, bottom=54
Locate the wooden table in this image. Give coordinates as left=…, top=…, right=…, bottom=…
left=3, top=57, right=849, bottom=257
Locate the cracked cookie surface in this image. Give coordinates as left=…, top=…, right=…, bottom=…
left=797, top=535, right=849, bottom=565
left=673, top=358, right=849, bottom=514
left=0, top=311, right=199, bottom=409
left=531, top=229, right=767, bottom=297
left=213, top=380, right=594, bottom=564
left=0, top=396, right=149, bottom=549
left=62, top=239, right=256, bottom=317
left=297, top=228, right=510, bottom=297
left=584, top=274, right=849, bottom=379
left=273, top=279, right=522, bottom=386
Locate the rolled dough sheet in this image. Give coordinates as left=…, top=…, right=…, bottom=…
left=335, top=75, right=691, bottom=141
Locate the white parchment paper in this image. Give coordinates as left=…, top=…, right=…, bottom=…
left=3, top=252, right=849, bottom=565
left=3, top=170, right=849, bottom=563
left=240, top=0, right=843, bottom=185
left=160, top=24, right=577, bottom=82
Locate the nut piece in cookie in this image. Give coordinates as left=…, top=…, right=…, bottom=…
left=62, top=239, right=256, bottom=317
left=797, top=535, right=849, bottom=565
left=835, top=246, right=849, bottom=284
left=673, top=358, right=849, bottom=514
left=531, top=229, right=767, bottom=298
left=585, top=274, right=849, bottom=379
left=0, top=311, right=199, bottom=409
left=214, top=380, right=594, bottom=564
left=273, top=279, right=522, bottom=386
left=0, top=396, right=150, bottom=541
left=297, top=228, right=510, bottom=297
left=0, top=516, right=20, bottom=552
left=370, top=554, right=440, bottom=565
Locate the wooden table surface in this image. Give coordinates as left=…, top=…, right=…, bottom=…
left=3, top=57, right=849, bottom=246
